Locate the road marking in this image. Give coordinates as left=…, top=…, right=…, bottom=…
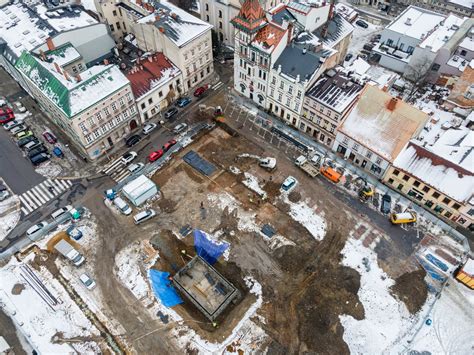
left=58, top=179, right=71, bottom=189
left=32, top=186, right=49, bottom=204
left=52, top=179, right=66, bottom=192
left=21, top=206, right=29, bottom=215
left=18, top=195, right=34, bottom=212
left=40, top=181, right=55, bottom=199
left=26, top=190, right=42, bottom=207
left=213, top=82, right=223, bottom=90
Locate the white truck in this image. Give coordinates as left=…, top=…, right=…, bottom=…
left=54, top=239, right=85, bottom=266
left=295, top=155, right=319, bottom=178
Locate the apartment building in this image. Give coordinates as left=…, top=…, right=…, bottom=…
left=15, top=49, right=138, bottom=160
left=301, top=68, right=365, bottom=147
left=398, top=0, right=473, bottom=18
left=95, top=0, right=213, bottom=92
left=126, top=52, right=183, bottom=123
left=333, top=85, right=429, bottom=177
left=383, top=129, right=473, bottom=231
left=200, top=0, right=283, bottom=47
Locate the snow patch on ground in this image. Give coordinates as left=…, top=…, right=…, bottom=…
left=242, top=172, right=267, bottom=198
left=281, top=194, right=326, bottom=241
left=0, top=195, right=21, bottom=241
left=35, top=161, right=63, bottom=179
left=339, top=238, right=421, bottom=353
left=0, top=254, right=101, bottom=353
left=229, top=166, right=241, bottom=175
left=238, top=153, right=261, bottom=159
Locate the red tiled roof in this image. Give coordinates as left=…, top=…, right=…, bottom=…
left=254, top=23, right=286, bottom=51
left=231, top=0, right=267, bottom=33
left=126, top=52, right=175, bottom=98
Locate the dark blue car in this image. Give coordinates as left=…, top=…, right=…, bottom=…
left=176, top=97, right=192, bottom=108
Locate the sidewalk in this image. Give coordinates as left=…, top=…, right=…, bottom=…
left=226, top=92, right=471, bottom=252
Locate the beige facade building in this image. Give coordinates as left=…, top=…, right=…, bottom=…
left=94, top=0, right=214, bottom=92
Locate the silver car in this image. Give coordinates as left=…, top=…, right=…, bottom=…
left=133, top=209, right=156, bottom=224
left=173, top=123, right=188, bottom=134
left=142, top=122, right=157, bottom=135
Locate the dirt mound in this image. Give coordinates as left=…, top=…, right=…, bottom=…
left=390, top=268, right=427, bottom=314
left=11, top=283, right=25, bottom=295
left=288, top=191, right=301, bottom=203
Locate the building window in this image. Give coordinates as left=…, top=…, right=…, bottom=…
left=407, top=46, right=414, bottom=54
left=104, top=107, right=110, bottom=116
left=279, top=82, right=284, bottom=90
left=148, top=98, right=153, bottom=104
left=113, top=10, right=117, bottom=16
left=366, top=151, right=372, bottom=159
left=431, top=63, right=440, bottom=72
left=452, top=203, right=461, bottom=210
left=397, top=184, right=403, bottom=190
left=79, top=122, right=86, bottom=132
left=119, top=97, right=125, bottom=106
left=442, top=197, right=451, bottom=205
left=467, top=209, right=474, bottom=216
left=219, top=10, right=222, bottom=18
left=402, top=174, right=410, bottom=181
left=206, top=15, right=209, bottom=21
left=425, top=200, right=434, bottom=208
left=413, top=180, right=420, bottom=187
left=116, top=22, right=121, bottom=30
left=96, top=111, right=102, bottom=121
left=288, top=86, right=293, bottom=94
left=141, top=103, right=146, bottom=109
left=388, top=178, right=394, bottom=184
left=219, top=22, right=222, bottom=29
left=444, top=211, right=453, bottom=218
left=375, top=157, right=382, bottom=165
left=112, top=102, right=118, bottom=111
left=387, top=39, right=393, bottom=46
left=393, top=169, right=400, bottom=176
left=352, top=143, right=359, bottom=152
left=342, top=136, right=349, bottom=145
left=422, top=186, right=430, bottom=193
left=205, top=3, right=209, bottom=11
left=432, top=192, right=440, bottom=199
left=109, top=24, right=114, bottom=32
left=434, top=205, right=444, bottom=214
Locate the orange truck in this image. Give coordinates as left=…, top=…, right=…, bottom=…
left=455, top=258, right=474, bottom=289
left=320, top=166, right=342, bottom=183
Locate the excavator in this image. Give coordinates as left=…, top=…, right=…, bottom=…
left=355, top=177, right=374, bottom=202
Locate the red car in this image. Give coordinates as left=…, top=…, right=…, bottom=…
left=0, top=108, right=14, bottom=124
left=42, top=131, right=58, bottom=144
left=193, top=85, right=207, bottom=97
left=148, top=149, right=164, bottom=162
left=163, top=139, right=177, bottom=152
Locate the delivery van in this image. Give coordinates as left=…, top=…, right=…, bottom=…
left=390, top=212, right=417, bottom=225
left=320, top=166, right=342, bottom=183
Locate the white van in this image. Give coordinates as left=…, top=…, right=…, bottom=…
left=51, top=205, right=73, bottom=220
left=133, top=209, right=156, bottom=224
left=114, top=197, right=132, bottom=215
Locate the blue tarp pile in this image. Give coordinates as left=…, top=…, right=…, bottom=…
left=194, top=229, right=229, bottom=265
left=149, top=269, right=183, bottom=307
left=183, top=150, right=216, bottom=176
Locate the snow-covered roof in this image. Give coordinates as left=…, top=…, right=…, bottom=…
left=346, top=58, right=370, bottom=75
left=126, top=52, right=181, bottom=100
left=449, top=0, right=474, bottom=8
left=45, top=43, right=81, bottom=67
left=314, top=13, right=354, bottom=48
left=137, top=0, right=212, bottom=48
left=306, top=69, right=365, bottom=114
left=339, top=84, right=429, bottom=161
left=33, top=2, right=97, bottom=32
left=0, top=2, right=53, bottom=57
left=15, top=52, right=130, bottom=117
left=419, top=14, right=466, bottom=52
left=123, top=174, right=157, bottom=199
left=462, top=258, right=474, bottom=276
left=387, top=6, right=446, bottom=41
left=393, top=140, right=473, bottom=202
left=459, top=35, right=474, bottom=51
left=335, top=3, right=358, bottom=22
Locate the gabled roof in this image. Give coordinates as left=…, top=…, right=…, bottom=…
left=339, top=85, right=429, bottom=161
left=231, top=0, right=267, bottom=34
left=15, top=51, right=129, bottom=118
left=314, top=13, right=354, bottom=48
left=253, top=23, right=287, bottom=53
left=126, top=52, right=181, bottom=99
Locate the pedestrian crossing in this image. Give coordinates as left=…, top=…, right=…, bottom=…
left=212, top=81, right=224, bottom=91
left=101, top=157, right=131, bottom=183
left=19, top=179, right=73, bottom=216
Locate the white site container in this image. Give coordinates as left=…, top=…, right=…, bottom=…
left=122, top=174, right=158, bottom=207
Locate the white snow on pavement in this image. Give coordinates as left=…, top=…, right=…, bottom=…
left=282, top=195, right=327, bottom=241
left=242, top=172, right=267, bottom=198
left=35, top=161, right=63, bottom=179
left=0, top=195, right=21, bottom=241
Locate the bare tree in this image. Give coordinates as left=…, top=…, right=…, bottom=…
left=404, top=55, right=433, bottom=100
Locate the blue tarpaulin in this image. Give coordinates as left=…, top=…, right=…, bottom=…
left=194, top=230, right=229, bottom=265
left=149, top=269, right=183, bottom=307
left=183, top=150, right=216, bottom=176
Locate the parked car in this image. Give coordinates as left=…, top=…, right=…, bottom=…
left=66, top=225, right=83, bottom=240
left=345, top=53, right=353, bottom=61
left=163, top=139, right=177, bottom=152
left=26, top=221, right=48, bottom=237
left=128, top=162, right=145, bottom=174
left=14, top=102, right=26, bottom=113
left=16, top=130, right=33, bottom=140
left=27, top=145, right=48, bottom=159
left=30, top=152, right=50, bottom=166
left=3, top=120, right=22, bottom=130
left=356, top=19, right=369, bottom=28
left=42, top=131, right=57, bottom=144
left=381, top=194, right=392, bottom=214
left=121, top=151, right=137, bottom=164
left=133, top=209, right=157, bottom=224
left=53, top=146, right=64, bottom=158
left=10, top=125, right=27, bottom=135
left=176, top=97, right=192, bottom=108
left=363, top=43, right=375, bottom=51
left=164, top=107, right=178, bottom=119
left=390, top=212, right=417, bottom=225
left=259, top=157, right=277, bottom=170
left=79, top=273, right=96, bottom=290
left=148, top=149, right=164, bottom=162
left=113, top=197, right=132, bottom=215
left=142, top=122, right=158, bottom=135
left=0, top=190, right=10, bottom=201
left=173, top=123, right=188, bottom=134
left=281, top=176, right=297, bottom=192
left=51, top=205, right=73, bottom=220
left=125, top=134, right=141, bottom=147
left=0, top=107, right=14, bottom=123
left=193, top=86, right=207, bottom=97
left=24, top=141, right=43, bottom=152
left=17, top=135, right=37, bottom=148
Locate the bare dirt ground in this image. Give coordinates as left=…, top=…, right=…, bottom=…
left=43, top=125, right=427, bottom=354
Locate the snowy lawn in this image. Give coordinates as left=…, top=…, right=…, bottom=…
left=242, top=172, right=267, bottom=198
left=0, top=195, right=21, bottom=241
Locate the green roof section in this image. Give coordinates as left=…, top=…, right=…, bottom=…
left=15, top=51, right=71, bottom=116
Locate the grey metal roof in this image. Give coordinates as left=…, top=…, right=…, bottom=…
left=273, top=45, right=331, bottom=80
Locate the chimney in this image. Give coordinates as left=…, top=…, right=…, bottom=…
left=104, top=59, right=109, bottom=65
left=76, top=74, right=82, bottom=82
left=148, top=56, right=153, bottom=62
left=382, top=84, right=389, bottom=92
left=136, top=0, right=142, bottom=6
left=63, top=70, right=70, bottom=81
left=53, top=62, right=62, bottom=74
left=296, top=74, right=300, bottom=83
left=287, top=23, right=293, bottom=44
left=387, top=97, right=398, bottom=111
left=171, top=12, right=177, bottom=19
left=405, top=17, right=412, bottom=26
left=159, top=26, right=165, bottom=33
left=46, top=37, right=55, bottom=51
left=277, top=64, right=282, bottom=74
left=155, top=15, right=160, bottom=22
left=39, top=49, right=46, bottom=61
